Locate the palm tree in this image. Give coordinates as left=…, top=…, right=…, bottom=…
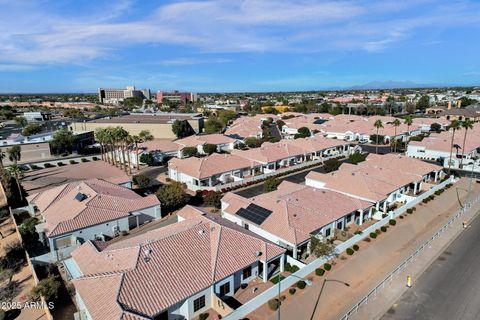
left=459, top=119, right=474, bottom=169
left=373, top=119, right=384, bottom=154
left=124, top=135, right=133, bottom=175
left=392, top=119, right=401, bottom=153
left=447, top=120, right=461, bottom=173
left=404, top=115, right=413, bottom=150
left=133, top=130, right=154, bottom=170
left=7, top=164, right=23, bottom=201
left=94, top=128, right=108, bottom=163
left=113, top=127, right=129, bottom=172
left=7, top=145, right=21, bottom=165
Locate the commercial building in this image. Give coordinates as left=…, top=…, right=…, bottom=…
left=157, top=90, right=198, bottom=104
left=71, top=113, right=204, bottom=139
left=98, top=86, right=149, bottom=104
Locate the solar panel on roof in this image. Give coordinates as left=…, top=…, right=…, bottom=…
left=75, top=192, right=87, bottom=202
left=236, top=204, right=272, bottom=225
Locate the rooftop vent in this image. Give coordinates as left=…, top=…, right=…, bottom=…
left=75, top=192, right=87, bottom=202
left=199, top=229, right=205, bottom=235
left=144, top=249, right=152, bottom=262
left=255, top=251, right=262, bottom=257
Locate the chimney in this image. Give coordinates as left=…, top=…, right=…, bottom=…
left=447, top=101, right=452, bottom=110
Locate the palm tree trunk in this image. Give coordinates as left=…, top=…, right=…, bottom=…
left=121, top=146, right=127, bottom=173
left=126, top=147, right=132, bottom=175
left=393, top=127, right=397, bottom=153
left=110, top=144, right=116, bottom=166
left=376, top=128, right=379, bottom=154
left=460, top=130, right=468, bottom=169
left=448, top=130, right=456, bottom=174
left=15, top=176, right=23, bottom=201
left=135, top=142, right=140, bottom=170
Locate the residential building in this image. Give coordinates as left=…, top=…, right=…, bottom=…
left=306, top=154, right=443, bottom=214
left=221, top=181, right=373, bottom=259
left=175, top=134, right=238, bottom=157
left=157, top=90, right=197, bottom=104
left=65, top=205, right=285, bottom=320
left=71, top=113, right=204, bottom=139
left=406, top=124, right=480, bottom=167
left=225, top=114, right=278, bottom=140
left=26, top=179, right=161, bottom=259
left=168, top=153, right=260, bottom=188
left=279, top=113, right=331, bottom=138
left=23, top=111, right=51, bottom=122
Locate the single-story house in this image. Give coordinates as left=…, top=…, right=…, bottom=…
left=27, top=178, right=161, bottom=256
left=66, top=205, right=285, bottom=320
left=221, top=181, right=373, bottom=259
left=175, top=134, right=239, bottom=157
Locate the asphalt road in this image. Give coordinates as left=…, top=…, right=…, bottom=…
left=381, top=212, right=480, bottom=320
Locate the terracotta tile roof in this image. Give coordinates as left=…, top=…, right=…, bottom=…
left=138, top=139, right=182, bottom=153
left=168, top=153, right=258, bottom=179
left=175, top=134, right=237, bottom=147
left=364, top=154, right=443, bottom=176
left=225, top=114, right=278, bottom=139
left=283, top=134, right=349, bottom=153
left=71, top=206, right=284, bottom=319
left=222, top=182, right=372, bottom=245
left=28, top=179, right=160, bottom=237
left=409, top=125, right=480, bottom=154
left=231, top=141, right=306, bottom=164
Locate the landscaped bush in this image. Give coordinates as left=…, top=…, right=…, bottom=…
left=381, top=226, right=387, bottom=232
left=69, top=160, right=77, bottom=164
left=381, top=213, right=388, bottom=218
left=354, top=230, right=363, bottom=235
left=80, top=158, right=89, bottom=162
left=375, top=229, right=382, bottom=235
left=346, top=248, right=354, bottom=255
left=364, top=237, right=371, bottom=242
left=389, top=219, right=397, bottom=226
left=353, top=244, right=360, bottom=251
left=199, top=313, right=209, bottom=320
left=422, top=198, right=429, bottom=204
left=285, top=263, right=300, bottom=273
left=30, top=164, right=40, bottom=170
left=370, top=232, right=377, bottom=239
left=270, top=275, right=285, bottom=284
left=324, top=263, right=332, bottom=271
left=296, top=280, right=306, bottom=289
left=165, top=177, right=171, bottom=182
left=289, top=288, right=296, bottom=295
left=406, top=208, right=413, bottom=214
left=399, top=215, right=404, bottom=219
left=92, top=156, right=99, bottom=161
left=268, top=299, right=280, bottom=311
left=315, top=268, right=325, bottom=276
left=57, top=162, right=65, bottom=166
left=43, top=163, right=54, bottom=168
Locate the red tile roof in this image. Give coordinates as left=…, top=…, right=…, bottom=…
left=71, top=206, right=284, bottom=319
left=28, top=179, right=160, bottom=237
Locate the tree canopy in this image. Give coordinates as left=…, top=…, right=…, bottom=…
left=156, top=181, right=188, bottom=212
left=263, top=177, right=281, bottom=192
left=172, top=120, right=195, bottom=138
left=22, top=123, right=42, bottom=136
left=50, top=129, right=78, bottom=155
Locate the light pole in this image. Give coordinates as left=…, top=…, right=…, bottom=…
left=277, top=273, right=313, bottom=320
left=310, top=278, right=350, bottom=320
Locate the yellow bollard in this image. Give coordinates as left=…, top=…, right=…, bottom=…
left=407, top=276, right=412, bottom=288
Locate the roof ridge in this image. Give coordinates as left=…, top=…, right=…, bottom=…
left=211, top=223, right=222, bottom=281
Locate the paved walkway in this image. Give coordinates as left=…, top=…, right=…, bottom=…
left=253, top=178, right=479, bottom=320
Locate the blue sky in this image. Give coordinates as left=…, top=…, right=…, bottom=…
left=1, top=0, right=480, bottom=93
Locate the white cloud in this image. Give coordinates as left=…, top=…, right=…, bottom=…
left=0, top=64, right=36, bottom=71
left=0, top=0, right=479, bottom=65
left=158, top=57, right=231, bottom=66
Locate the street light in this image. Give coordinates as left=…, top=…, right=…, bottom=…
left=310, top=278, right=350, bottom=320
left=277, top=273, right=312, bottom=320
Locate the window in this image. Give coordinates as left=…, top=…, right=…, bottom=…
left=193, top=295, right=205, bottom=312
left=325, top=228, right=331, bottom=237
left=244, top=223, right=249, bottom=230
left=346, top=215, right=352, bottom=223
left=242, top=266, right=252, bottom=280
left=219, top=282, right=230, bottom=296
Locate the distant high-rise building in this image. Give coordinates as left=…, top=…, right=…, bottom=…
left=98, top=86, right=149, bottom=104
left=157, top=90, right=197, bottom=104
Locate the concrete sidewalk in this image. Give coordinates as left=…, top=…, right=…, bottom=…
left=259, top=178, right=480, bottom=320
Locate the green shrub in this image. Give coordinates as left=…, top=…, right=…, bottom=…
left=81, top=158, right=89, bottom=162
left=199, top=313, right=209, bottom=320
left=268, top=299, right=281, bottom=311
left=296, top=281, right=306, bottom=289
left=364, top=237, right=371, bottom=242
left=324, top=263, right=332, bottom=271
left=370, top=232, right=377, bottom=239
left=30, top=164, right=40, bottom=170
left=285, top=263, right=300, bottom=273
left=353, top=244, right=359, bottom=251
left=315, top=268, right=325, bottom=276
left=389, top=219, right=396, bottom=226
left=422, top=198, right=429, bottom=204
left=381, top=226, right=387, bottom=232
left=289, top=287, right=296, bottom=295
left=400, top=215, right=404, bottom=219
left=44, top=163, right=54, bottom=168
left=69, top=160, right=76, bottom=164
left=354, top=230, right=363, bottom=235
left=412, top=207, right=417, bottom=211
left=406, top=208, right=413, bottom=214
left=346, top=248, right=354, bottom=255
left=92, top=156, right=99, bottom=161
left=270, top=275, right=285, bottom=284
left=376, top=229, right=382, bottom=235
